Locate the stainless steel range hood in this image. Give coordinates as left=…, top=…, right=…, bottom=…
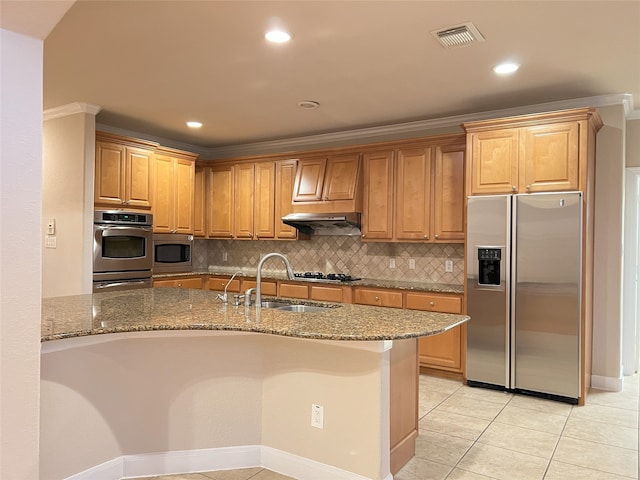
left=281, top=212, right=361, bottom=236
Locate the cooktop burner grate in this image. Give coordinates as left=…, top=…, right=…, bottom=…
left=294, top=272, right=361, bottom=283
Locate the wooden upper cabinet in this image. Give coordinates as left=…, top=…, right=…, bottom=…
left=292, top=154, right=360, bottom=202
left=360, top=135, right=466, bottom=243
left=322, top=154, right=361, bottom=200
left=152, top=147, right=197, bottom=234
left=234, top=163, right=255, bottom=239
left=433, top=143, right=465, bottom=242
left=467, top=128, right=519, bottom=195
left=292, top=157, right=326, bottom=201
left=193, top=166, right=206, bottom=237
left=253, top=162, right=276, bottom=239
left=275, top=160, right=298, bottom=239
left=464, top=108, right=603, bottom=195
left=521, top=122, right=579, bottom=193
left=395, top=147, right=432, bottom=241
left=95, top=133, right=157, bottom=209
left=207, top=165, right=234, bottom=238
left=362, top=151, right=394, bottom=240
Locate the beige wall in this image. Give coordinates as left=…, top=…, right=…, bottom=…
left=626, top=119, right=640, bottom=167
left=0, top=28, right=44, bottom=480
left=592, top=104, right=626, bottom=382
left=43, top=112, right=96, bottom=297
left=40, top=334, right=389, bottom=480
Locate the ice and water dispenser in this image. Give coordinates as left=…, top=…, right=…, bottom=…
left=477, top=248, right=502, bottom=286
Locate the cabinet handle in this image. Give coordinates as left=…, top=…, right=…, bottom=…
left=512, top=185, right=517, bottom=192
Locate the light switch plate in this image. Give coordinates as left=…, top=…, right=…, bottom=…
left=45, top=236, right=57, bottom=249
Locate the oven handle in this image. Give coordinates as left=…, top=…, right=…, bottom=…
left=94, top=280, right=149, bottom=289
left=95, top=225, right=153, bottom=235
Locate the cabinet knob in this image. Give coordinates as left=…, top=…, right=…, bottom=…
left=374, top=296, right=380, bottom=301
left=362, top=234, right=366, bottom=238
left=512, top=185, right=517, bottom=192
left=526, top=185, right=531, bottom=192
left=424, top=235, right=429, bottom=239
left=229, top=233, right=233, bottom=237
left=429, top=301, right=435, bottom=306
left=435, top=234, right=439, bottom=239
left=177, top=283, right=182, bottom=287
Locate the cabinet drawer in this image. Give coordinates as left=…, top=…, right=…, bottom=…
left=354, top=288, right=403, bottom=308
left=154, top=277, right=203, bottom=289
left=310, top=285, right=344, bottom=302
left=242, top=280, right=277, bottom=296
left=207, top=277, right=241, bottom=293
left=279, top=283, right=309, bottom=299
left=405, top=292, right=461, bottom=314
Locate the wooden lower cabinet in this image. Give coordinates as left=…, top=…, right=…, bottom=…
left=405, top=291, right=465, bottom=378
left=241, top=279, right=277, bottom=296
left=206, top=276, right=241, bottom=293
left=279, top=282, right=309, bottom=299
left=153, top=276, right=203, bottom=289
left=353, top=287, right=403, bottom=308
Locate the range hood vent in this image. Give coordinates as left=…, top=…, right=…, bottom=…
left=282, top=212, right=361, bottom=236
left=432, top=22, right=485, bottom=48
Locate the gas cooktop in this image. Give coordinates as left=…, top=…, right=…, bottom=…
left=294, top=272, right=361, bottom=283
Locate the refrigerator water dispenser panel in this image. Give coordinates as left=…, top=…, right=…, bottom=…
left=478, top=248, right=501, bottom=286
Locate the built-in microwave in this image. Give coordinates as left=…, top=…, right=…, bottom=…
left=153, top=233, right=193, bottom=273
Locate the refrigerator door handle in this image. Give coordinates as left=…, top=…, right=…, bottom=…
left=508, top=196, right=517, bottom=390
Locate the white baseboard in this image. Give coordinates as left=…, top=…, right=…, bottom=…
left=591, top=373, right=623, bottom=392
left=65, top=445, right=391, bottom=480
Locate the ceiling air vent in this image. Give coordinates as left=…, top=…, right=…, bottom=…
left=432, top=22, right=485, bottom=48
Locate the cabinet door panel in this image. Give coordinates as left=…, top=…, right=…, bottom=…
left=193, top=166, right=206, bottom=237
left=419, top=328, right=461, bottom=369
left=234, top=164, right=255, bottom=239
left=395, top=148, right=431, bottom=240
left=469, top=129, right=519, bottom=194
left=126, top=147, right=153, bottom=207
left=242, top=280, right=277, bottom=296
left=279, top=283, right=309, bottom=299
left=254, top=162, right=276, bottom=239
left=152, top=154, right=175, bottom=233
left=405, top=292, right=462, bottom=314
left=208, top=166, right=234, bottom=238
left=310, top=285, right=344, bottom=302
left=322, top=154, right=360, bottom=200
left=95, top=142, right=126, bottom=205
left=362, top=151, right=394, bottom=240
left=433, top=144, right=465, bottom=242
left=275, top=160, right=298, bottom=239
left=174, top=158, right=194, bottom=234
left=521, top=122, right=579, bottom=192
left=292, top=158, right=326, bottom=201
left=354, top=288, right=403, bottom=308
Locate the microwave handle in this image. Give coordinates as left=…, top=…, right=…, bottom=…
left=94, top=280, right=148, bottom=289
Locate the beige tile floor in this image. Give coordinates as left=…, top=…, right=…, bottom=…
left=397, top=374, right=640, bottom=480
left=130, top=374, right=639, bottom=480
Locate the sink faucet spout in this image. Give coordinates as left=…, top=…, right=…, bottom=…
left=256, top=253, right=295, bottom=307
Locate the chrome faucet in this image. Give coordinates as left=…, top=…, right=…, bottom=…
left=255, top=253, right=295, bottom=307
left=216, top=271, right=244, bottom=303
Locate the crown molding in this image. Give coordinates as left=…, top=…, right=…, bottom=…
left=203, top=93, right=635, bottom=159
left=43, top=102, right=101, bottom=121
left=93, top=93, right=635, bottom=159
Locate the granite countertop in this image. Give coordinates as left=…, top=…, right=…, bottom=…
left=155, top=269, right=464, bottom=295
left=41, top=288, right=469, bottom=342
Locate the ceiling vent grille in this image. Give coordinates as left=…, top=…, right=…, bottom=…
left=432, top=22, right=485, bottom=48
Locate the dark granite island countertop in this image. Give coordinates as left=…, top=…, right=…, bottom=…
left=41, top=287, right=468, bottom=343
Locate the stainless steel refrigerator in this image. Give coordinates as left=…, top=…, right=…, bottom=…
left=466, top=192, right=582, bottom=403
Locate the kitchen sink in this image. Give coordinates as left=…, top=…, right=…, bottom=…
left=274, top=304, right=331, bottom=313
left=260, top=301, right=290, bottom=309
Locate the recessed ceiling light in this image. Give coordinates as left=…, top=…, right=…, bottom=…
left=265, top=29, right=292, bottom=43
left=493, top=62, right=520, bottom=75
left=186, top=121, right=202, bottom=129
left=297, top=100, right=320, bottom=110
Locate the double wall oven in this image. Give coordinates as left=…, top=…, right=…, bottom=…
left=93, top=210, right=153, bottom=292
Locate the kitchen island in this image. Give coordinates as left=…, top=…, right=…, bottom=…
left=40, top=288, right=468, bottom=480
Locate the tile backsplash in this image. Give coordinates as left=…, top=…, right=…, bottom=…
left=194, top=237, right=464, bottom=285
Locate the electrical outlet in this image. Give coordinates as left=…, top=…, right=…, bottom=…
left=311, top=404, right=324, bottom=429
left=389, top=257, right=396, bottom=269
left=222, top=252, right=228, bottom=262
left=409, top=258, right=416, bottom=270
left=445, top=259, right=453, bottom=273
